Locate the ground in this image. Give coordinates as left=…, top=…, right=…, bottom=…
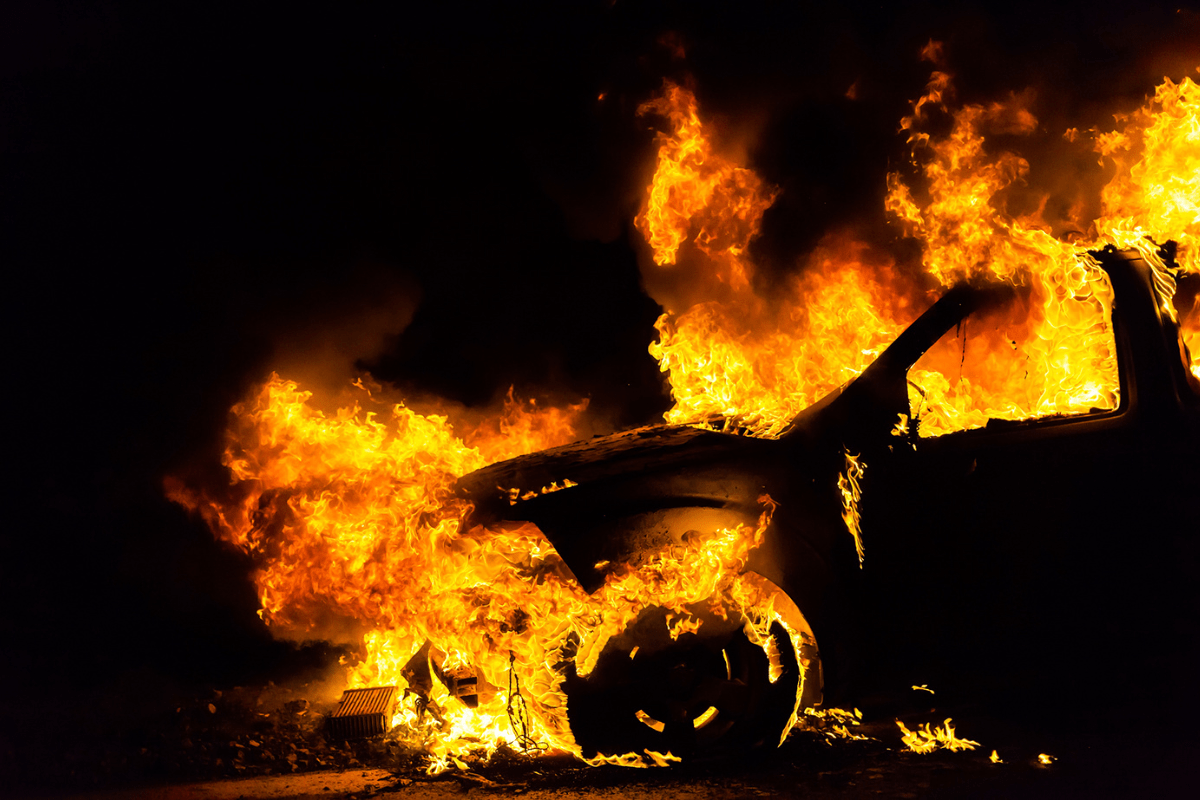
left=5, top=673, right=1196, bottom=800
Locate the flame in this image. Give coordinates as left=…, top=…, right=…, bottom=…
left=170, top=376, right=809, bottom=769
left=645, top=66, right=1200, bottom=441
left=1095, top=76, right=1200, bottom=275
left=650, top=247, right=913, bottom=438
left=1093, top=75, right=1200, bottom=378
left=886, top=79, right=1123, bottom=437
left=802, top=706, right=869, bottom=742
left=837, top=451, right=866, bottom=567
left=896, top=718, right=980, bottom=754
left=636, top=80, right=777, bottom=289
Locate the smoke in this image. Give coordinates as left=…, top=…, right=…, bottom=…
left=610, top=2, right=1200, bottom=289
left=262, top=263, right=421, bottom=414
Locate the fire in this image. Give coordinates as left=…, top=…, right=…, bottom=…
left=837, top=451, right=866, bottom=567
left=171, top=56, right=1200, bottom=772
left=1096, top=76, right=1200, bottom=275
left=639, top=83, right=917, bottom=437
left=1094, top=75, right=1200, bottom=379
left=642, top=65, right=1199, bottom=440
left=649, top=247, right=913, bottom=438
left=170, top=376, right=807, bottom=769
left=635, top=81, right=777, bottom=290
left=888, top=78, right=1121, bottom=438
left=896, top=718, right=980, bottom=754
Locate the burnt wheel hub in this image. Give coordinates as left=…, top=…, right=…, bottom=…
left=564, top=605, right=800, bottom=758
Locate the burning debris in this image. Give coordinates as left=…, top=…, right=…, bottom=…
left=328, top=686, right=399, bottom=739
left=168, top=51, right=1200, bottom=776
left=895, top=718, right=980, bottom=754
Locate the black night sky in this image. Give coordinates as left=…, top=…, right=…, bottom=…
left=2, top=0, right=1199, bottom=766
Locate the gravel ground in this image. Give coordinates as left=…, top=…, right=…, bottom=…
left=6, top=674, right=1197, bottom=800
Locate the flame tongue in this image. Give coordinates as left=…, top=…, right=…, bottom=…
left=643, top=66, right=1200, bottom=440
left=1093, top=75, right=1200, bottom=378
left=1097, top=76, right=1200, bottom=275
left=885, top=80, right=1122, bottom=436
left=636, top=80, right=777, bottom=291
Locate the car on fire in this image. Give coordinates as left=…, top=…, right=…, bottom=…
left=456, top=247, right=1200, bottom=757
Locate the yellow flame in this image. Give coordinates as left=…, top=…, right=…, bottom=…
left=1094, top=74, right=1200, bottom=378
left=837, top=451, right=866, bottom=567
left=645, top=67, right=1200, bottom=442
left=650, top=254, right=912, bottom=438
left=169, top=379, right=807, bottom=768
left=889, top=80, right=1121, bottom=437
left=1096, top=76, right=1200, bottom=275
left=896, top=718, right=980, bottom=754
left=802, top=707, right=870, bottom=742
left=636, top=80, right=777, bottom=291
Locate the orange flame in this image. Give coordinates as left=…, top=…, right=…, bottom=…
left=896, top=718, right=980, bottom=754
left=636, top=81, right=777, bottom=291
left=1094, top=75, right=1200, bottom=378
left=887, top=79, right=1121, bottom=437
left=1096, top=76, right=1200, bottom=275
left=650, top=242, right=913, bottom=438
left=643, top=66, right=1200, bottom=440
left=837, top=451, right=866, bottom=567
left=170, top=376, right=809, bottom=769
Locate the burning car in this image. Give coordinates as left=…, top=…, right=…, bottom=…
left=457, top=246, right=1200, bottom=757
left=171, top=71, right=1200, bottom=769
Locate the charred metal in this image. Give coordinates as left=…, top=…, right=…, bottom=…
left=457, top=248, right=1200, bottom=755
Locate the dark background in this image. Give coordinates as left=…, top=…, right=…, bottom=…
left=2, top=0, right=1198, bottom=729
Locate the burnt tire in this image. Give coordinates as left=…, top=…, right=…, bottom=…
left=563, top=604, right=807, bottom=759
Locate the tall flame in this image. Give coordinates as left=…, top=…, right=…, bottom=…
left=643, top=66, right=1199, bottom=440
left=886, top=79, right=1120, bottom=437
left=1093, top=75, right=1200, bottom=378
left=1096, top=76, right=1200, bottom=275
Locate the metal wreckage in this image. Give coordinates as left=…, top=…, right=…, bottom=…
left=455, top=247, right=1200, bottom=757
